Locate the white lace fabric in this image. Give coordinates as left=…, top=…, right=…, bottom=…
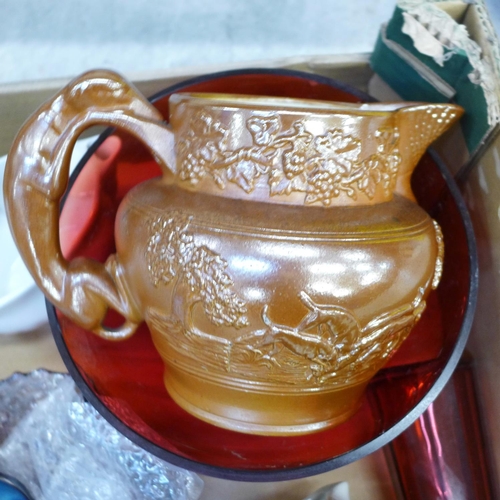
left=399, top=0, right=500, bottom=127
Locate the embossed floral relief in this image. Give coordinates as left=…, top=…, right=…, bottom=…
left=145, top=211, right=437, bottom=387
left=145, top=212, right=431, bottom=388
left=432, top=220, right=444, bottom=289
left=146, top=213, right=248, bottom=329
left=175, top=111, right=402, bottom=205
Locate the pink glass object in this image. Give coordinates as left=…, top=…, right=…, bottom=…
left=385, top=356, right=494, bottom=499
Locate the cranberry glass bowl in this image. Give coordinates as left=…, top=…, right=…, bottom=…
left=48, top=69, right=477, bottom=481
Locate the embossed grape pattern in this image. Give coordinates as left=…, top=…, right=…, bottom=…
left=176, top=111, right=401, bottom=205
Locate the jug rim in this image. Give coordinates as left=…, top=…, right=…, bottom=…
left=170, top=91, right=431, bottom=116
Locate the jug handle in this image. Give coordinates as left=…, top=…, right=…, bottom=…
left=3, top=70, right=175, bottom=340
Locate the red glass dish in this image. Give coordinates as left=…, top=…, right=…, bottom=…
left=49, top=69, right=477, bottom=481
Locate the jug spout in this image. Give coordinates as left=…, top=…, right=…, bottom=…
left=394, top=103, right=464, bottom=200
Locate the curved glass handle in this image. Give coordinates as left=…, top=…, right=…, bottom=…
left=3, top=70, right=175, bottom=340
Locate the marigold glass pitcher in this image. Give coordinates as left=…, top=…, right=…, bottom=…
left=3, top=70, right=463, bottom=435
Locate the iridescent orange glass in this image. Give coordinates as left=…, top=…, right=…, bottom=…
left=4, top=70, right=463, bottom=436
